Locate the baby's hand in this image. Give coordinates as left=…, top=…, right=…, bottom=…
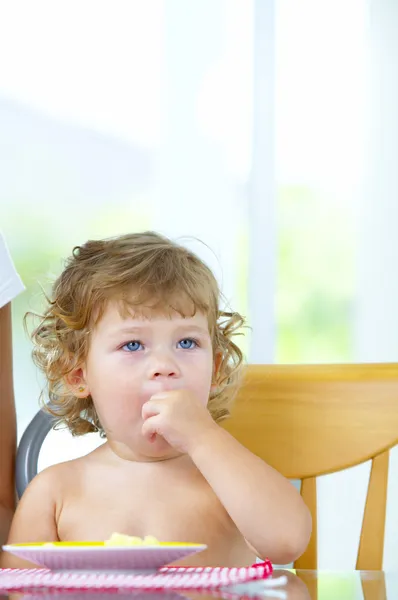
left=141, top=390, right=218, bottom=454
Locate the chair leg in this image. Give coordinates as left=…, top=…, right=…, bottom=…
left=295, top=570, right=318, bottom=600
left=361, top=572, right=387, bottom=600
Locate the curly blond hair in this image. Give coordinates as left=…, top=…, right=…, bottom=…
left=29, top=231, right=245, bottom=436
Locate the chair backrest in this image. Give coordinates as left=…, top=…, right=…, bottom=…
left=221, top=363, right=398, bottom=571
left=16, top=409, right=55, bottom=499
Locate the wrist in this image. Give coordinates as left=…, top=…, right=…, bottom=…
left=187, top=421, right=227, bottom=462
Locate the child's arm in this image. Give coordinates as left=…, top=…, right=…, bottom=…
left=0, top=467, right=59, bottom=568
left=142, top=389, right=312, bottom=566
left=189, top=427, right=311, bottom=566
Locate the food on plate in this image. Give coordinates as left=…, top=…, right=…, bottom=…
left=104, top=532, right=160, bottom=546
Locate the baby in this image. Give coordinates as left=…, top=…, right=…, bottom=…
left=2, top=232, right=311, bottom=568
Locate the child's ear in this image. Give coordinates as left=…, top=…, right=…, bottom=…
left=65, top=367, right=90, bottom=398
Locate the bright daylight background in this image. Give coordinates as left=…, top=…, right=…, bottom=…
left=1, top=0, right=398, bottom=589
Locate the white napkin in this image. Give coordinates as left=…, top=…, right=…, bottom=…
left=0, top=231, right=25, bottom=308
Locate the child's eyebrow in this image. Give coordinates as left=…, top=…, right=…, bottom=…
left=174, top=325, right=209, bottom=335
left=109, top=323, right=210, bottom=337
left=109, top=326, right=149, bottom=337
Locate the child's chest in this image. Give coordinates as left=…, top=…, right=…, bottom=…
left=56, top=464, right=242, bottom=556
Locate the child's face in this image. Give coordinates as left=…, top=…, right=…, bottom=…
left=79, top=300, right=215, bottom=459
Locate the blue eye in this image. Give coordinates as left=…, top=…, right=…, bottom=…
left=178, top=338, right=197, bottom=350
left=122, top=341, right=143, bottom=352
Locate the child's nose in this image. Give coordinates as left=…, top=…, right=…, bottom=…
left=149, top=353, right=181, bottom=379
left=153, top=369, right=177, bottom=378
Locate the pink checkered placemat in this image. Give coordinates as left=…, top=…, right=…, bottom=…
left=0, top=562, right=273, bottom=592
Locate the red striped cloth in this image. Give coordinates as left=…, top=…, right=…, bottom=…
left=0, top=561, right=273, bottom=592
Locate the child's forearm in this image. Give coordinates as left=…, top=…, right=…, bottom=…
left=189, top=427, right=311, bottom=565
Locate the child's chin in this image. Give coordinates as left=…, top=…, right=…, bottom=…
left=144, top=436, right=181, bottom=459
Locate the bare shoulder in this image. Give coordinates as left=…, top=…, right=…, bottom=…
left=1, top=454, right=97, bottom=568
left=1, top=446, right=110, bottom=568
left=8, top=461, right=75, bottom=534
left=7, top=453, right=97, bottom=540
left=22, top=457, right=84, bottom=496
left=34, top=443, right=110, bottom=493
left=1, top=466, right=60, bottom=566
left=22, top=442, right=108, bottom=497
left=19, top=462, right=64, bottom=503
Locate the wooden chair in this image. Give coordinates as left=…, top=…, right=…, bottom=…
left=221, top=363, right=398, bottom=598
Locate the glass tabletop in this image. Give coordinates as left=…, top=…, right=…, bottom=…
left=0, top=569, right=395, bottom=600
left=278, top=569, right=391, bottom=600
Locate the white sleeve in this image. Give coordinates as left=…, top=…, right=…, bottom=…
left=0, top=231, right=25, bottom=308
